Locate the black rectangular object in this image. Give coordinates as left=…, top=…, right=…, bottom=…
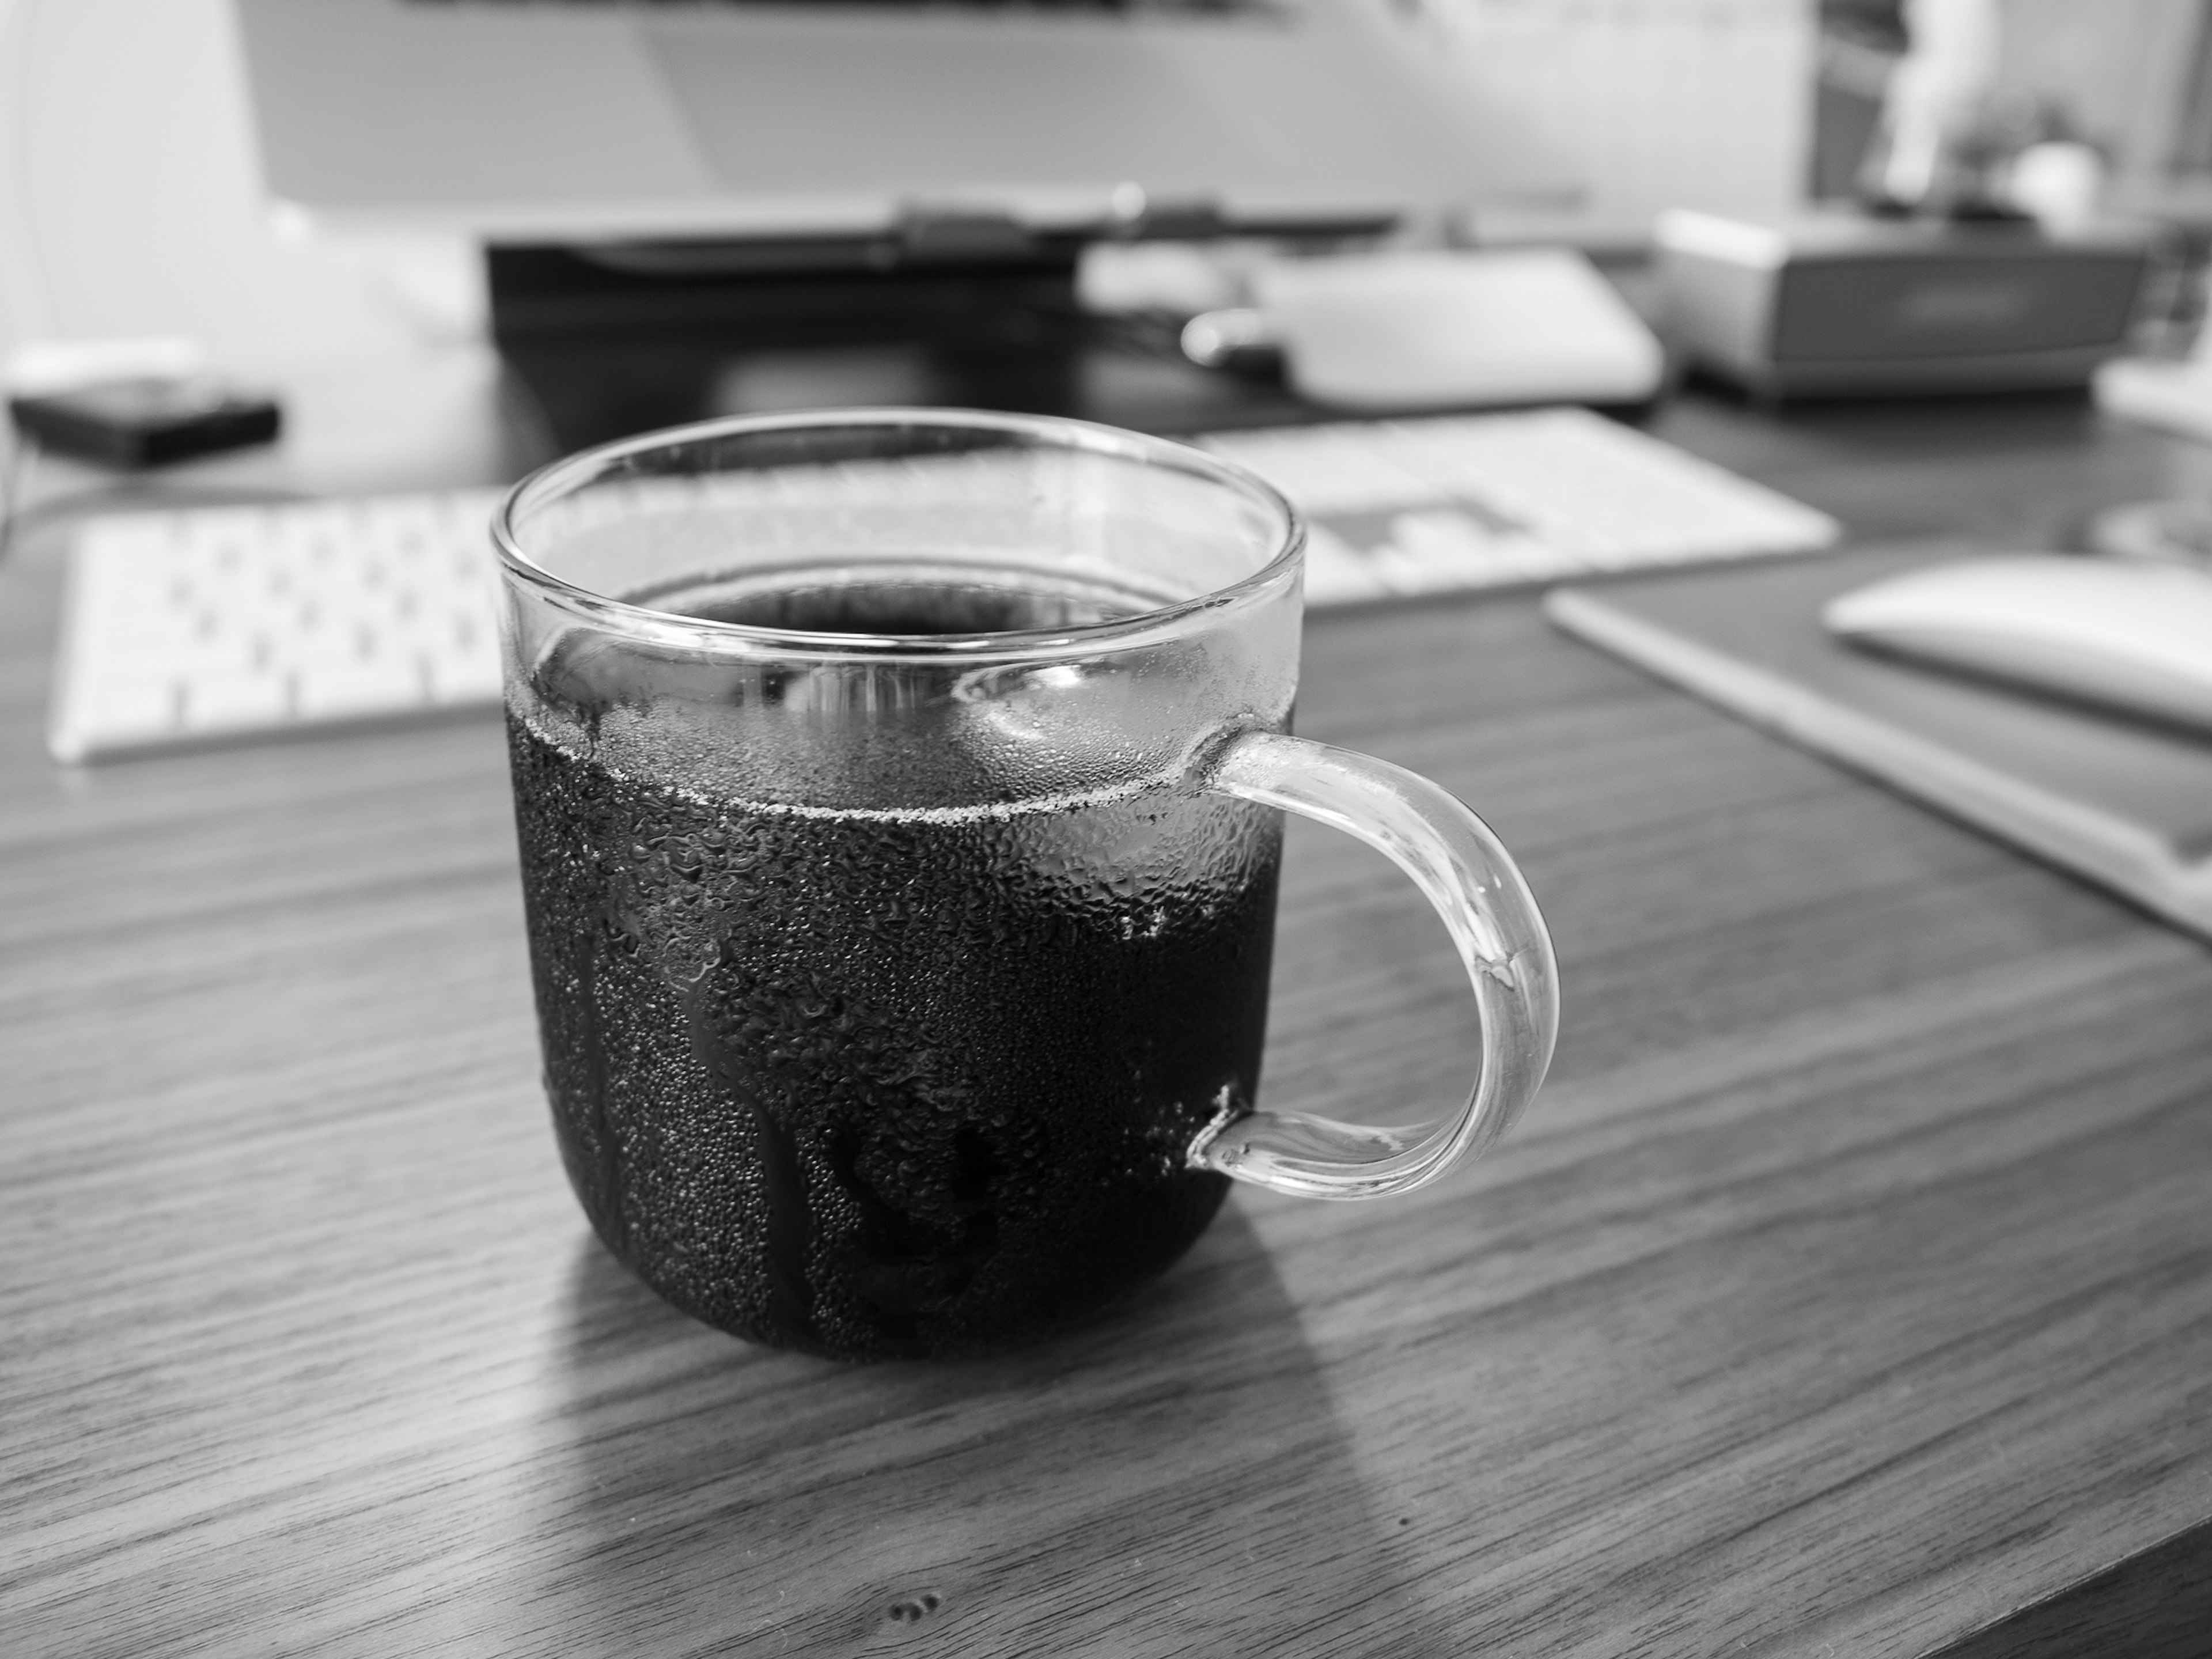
left=9, top=380, right=282, bottom=468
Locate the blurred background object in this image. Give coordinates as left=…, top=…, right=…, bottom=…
left=1812, top=0, right=2212, bottom=224
left=1433, top=0, right=1818, bottom=245
left=16, top=0, right=2212, bottom=387
left=0, top=0, right=485, bottom=378
left=1857, top=0, right=2003, bottom=215
left=1656, top=208, right=2158, bottom=399
left=228, top=0, right=1571, bottom=240
left=1250, top=247, right=1665, bottom=409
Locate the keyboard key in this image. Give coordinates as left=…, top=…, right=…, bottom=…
left=296, top=649, right=431, bottom=718
left=183, top=666, right=290, bottom=729
left=1301, top=525, right=1391, bottom=605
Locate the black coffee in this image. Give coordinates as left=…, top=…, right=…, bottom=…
left=509, top=575, right=1280, bottom=1361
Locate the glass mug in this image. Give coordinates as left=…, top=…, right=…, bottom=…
left=493, top=410, right=1558, bottom=1362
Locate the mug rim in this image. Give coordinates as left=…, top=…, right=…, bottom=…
left=491, top=407, right=1307, bottom=662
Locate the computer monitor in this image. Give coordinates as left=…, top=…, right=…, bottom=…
left=232, top=0, right=1577, bottom=448
left=233, top=0, right=1572, bottom=243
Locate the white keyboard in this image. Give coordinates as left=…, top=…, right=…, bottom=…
left=1196, top=408, right=1838, bottom=605
left=49, top=490, right=509, bottom=762
left=47, top=410, right=1839, bottom=762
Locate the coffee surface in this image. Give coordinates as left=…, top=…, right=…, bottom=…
left=664, top=572, right=1147, bottom=635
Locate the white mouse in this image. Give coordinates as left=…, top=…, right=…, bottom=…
left=1823, top=554, right=2212, bottom=735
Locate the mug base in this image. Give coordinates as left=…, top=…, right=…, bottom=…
left=581, top=1171, right=1233, bottom=1364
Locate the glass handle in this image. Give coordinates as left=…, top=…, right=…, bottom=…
left=1192, top=730, right=1559, bottom=1200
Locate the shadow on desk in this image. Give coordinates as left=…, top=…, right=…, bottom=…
left=541, top=1205, right=1414, bottom=1655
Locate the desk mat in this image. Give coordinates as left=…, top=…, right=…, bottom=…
left=1545, top=543, right=2212, bottom=942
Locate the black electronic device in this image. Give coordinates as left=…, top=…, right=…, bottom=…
left=9, top=378, right=282, bottom=468
left=484, top=239, right=1315, bottom=453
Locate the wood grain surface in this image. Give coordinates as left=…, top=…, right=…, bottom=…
left=4, top=388, right=2211, bottom=1657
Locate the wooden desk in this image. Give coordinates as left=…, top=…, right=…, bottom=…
left=5, top=388, right=2210, bottom=1657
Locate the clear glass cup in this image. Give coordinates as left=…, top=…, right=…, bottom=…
left=494, top=408, right=1557, bottom=1362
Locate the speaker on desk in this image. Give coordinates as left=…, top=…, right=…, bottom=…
left=1654, top=210, right=2159, bottom=400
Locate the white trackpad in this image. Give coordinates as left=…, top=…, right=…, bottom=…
left=1257, top=249, right=1665, bottom=412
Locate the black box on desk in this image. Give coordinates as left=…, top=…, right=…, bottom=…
left=1654, top=210, right=2157, bottom=399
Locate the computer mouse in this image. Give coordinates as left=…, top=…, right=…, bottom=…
left=1823, top=554, right=2212, bottom=734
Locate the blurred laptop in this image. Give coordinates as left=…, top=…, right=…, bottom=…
left=233, top=0, right=1573, bottom=241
